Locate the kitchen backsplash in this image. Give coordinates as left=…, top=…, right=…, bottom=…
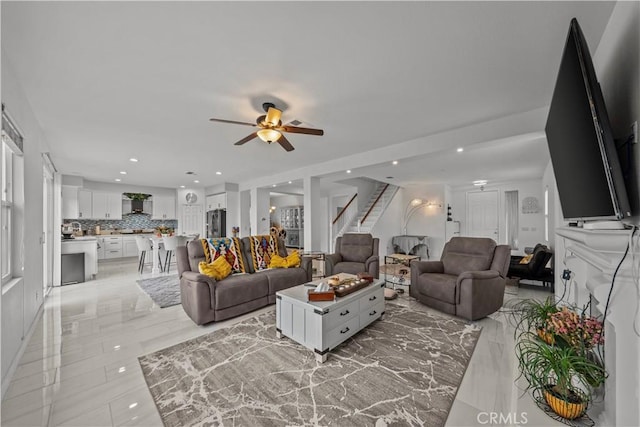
left=64, top=214, right=178, bottom=232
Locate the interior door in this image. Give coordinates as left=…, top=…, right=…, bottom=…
left=466, top=190, right=499, bottom=240
left=182, top=204, right=203, bottom=236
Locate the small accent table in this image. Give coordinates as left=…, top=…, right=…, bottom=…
left=276, top=275, right=385, bottom=363
left=300, top=251, right=326, bottom=278
left=383, top=253, right=421, bottom=294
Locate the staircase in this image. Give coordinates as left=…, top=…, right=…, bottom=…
left=337, top=183, right=399, bottom=236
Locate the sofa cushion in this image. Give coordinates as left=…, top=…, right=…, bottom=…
left=417, top=273, right=458, bottom=304
left=261, top=267, right=308, bottom=295
left=187, top=239, right=207, bottom=273
left=340, top=234, right=373, bottom=263
left=214, top=273, right=269, bottom=310
left=441, top=237, right=496, bottom=276
left=202, top=237, right=247, bottom=273
left=331, top=261, right=365, bottom=276
left=248, top=235, right=279, bottom=271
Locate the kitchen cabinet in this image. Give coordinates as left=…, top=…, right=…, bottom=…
left=152, top=196, right=176, bottom=220
left=62, top=186, right=79, bottom=219
left=206, top=193, right=226, bottom=211
left=122, top=236, right=139, bottom=258
left=78, top=190, right=93, bottom=219
left=103, top=235, right=123, bottom=259
left=92, top=192, right=122, bottom=220
left=61, top=238, right=98, bottom=280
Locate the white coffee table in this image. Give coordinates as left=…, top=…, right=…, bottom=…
left=275, top=275, right=385, bottom=363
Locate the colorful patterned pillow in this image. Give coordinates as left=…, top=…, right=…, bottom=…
left=249, top=235, right=279, bottom=271
left=200, top=238, right=246, bottom=274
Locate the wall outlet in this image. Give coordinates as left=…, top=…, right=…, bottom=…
left=562, top=269, right=572, bottom=280
left=633, top=121, right=638, bottom=144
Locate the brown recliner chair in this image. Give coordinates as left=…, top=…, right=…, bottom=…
left=325, top=233, right=380, bottom=278
left=410, top=237, right=510, bottom=321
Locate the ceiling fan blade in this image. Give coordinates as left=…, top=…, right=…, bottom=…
left=234, top=132, right=258, bottom=146
left=210, top=117, right=258, bottom=127
left=279, top=125, right=324, bottom=136
left=278, top=134, right=295, bottom=152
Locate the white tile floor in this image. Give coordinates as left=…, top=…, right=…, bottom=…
left=1, top=260, right=568, bottom=426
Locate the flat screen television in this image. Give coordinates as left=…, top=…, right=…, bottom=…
left=545, top=18, right=631, bottom=222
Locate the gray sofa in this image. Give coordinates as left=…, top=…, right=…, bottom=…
left=410, top=237, right=510, bottom=321
left=325, top=233, right=380, bottom=279
left=177, top=237, right=312, bottom=325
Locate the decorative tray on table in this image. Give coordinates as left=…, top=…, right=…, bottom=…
left=327, top=274, right=373, bottom=297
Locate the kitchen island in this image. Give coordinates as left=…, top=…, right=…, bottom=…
left=61, top=237, right=98, bottom=282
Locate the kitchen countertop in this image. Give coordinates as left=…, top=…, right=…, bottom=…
left=62, top=237, right=98, bottom=242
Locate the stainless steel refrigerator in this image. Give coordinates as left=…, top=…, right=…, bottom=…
left=207, top=209, right=226, bottom=238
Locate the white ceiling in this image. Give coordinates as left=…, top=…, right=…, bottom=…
left=1, top=1, right=615, bottom=190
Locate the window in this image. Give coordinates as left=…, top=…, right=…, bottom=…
left=544, top=187, right=549, bottom=243
left=1, top=136, right=13, bottom=284
left=2, top=107, right=24, bottom=286
left=504, top=190, right=519, bottom=249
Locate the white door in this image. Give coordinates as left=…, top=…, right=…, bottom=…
left=182, top=204, right=203, bottom=235
left=466, top=190, right=499, bottom=240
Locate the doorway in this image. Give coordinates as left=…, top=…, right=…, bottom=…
left=466, top=190, right=499, bottom=240
left=42, top=163, right=55, bottom=295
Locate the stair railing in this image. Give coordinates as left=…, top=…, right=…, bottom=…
left=360, top=184, right=389, bottom=225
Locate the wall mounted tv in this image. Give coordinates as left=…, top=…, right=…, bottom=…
left=545, top=18, right=631, bottom=222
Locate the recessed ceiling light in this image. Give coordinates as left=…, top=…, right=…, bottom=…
left=129, top=402, right=138, bottom=409
left=179, top=185, right=185, bottom=189
left=120, top=171, right=127, bottom=175
left=114, top=178, right=121, bottom=182
left=129, top=158, right=138, bottom=162
left=118, top=367, right=126, bottom=373
left=457, top=147, right=464, bottom=153
left=346, top=170, right=351, bottom=174
left=392, top=160, right=398, bottom=165
left=216, top=171, right=222, bottom=175
left=473, top=180, right=488, bottom=186
left=288, top=181, right=292, bottom=184
left=194, top=180, right=199, bottom=183
left=272, top=184, right=277, bottom=187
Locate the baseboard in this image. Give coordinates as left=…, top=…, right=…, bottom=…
left=1, top=301, right=45, bottom=399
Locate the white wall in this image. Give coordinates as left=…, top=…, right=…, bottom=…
left=451, top=179, right=545, bottom=255
left=592, top=0, right=640, bottom=225
left=1, top=55, right=53, bottom=393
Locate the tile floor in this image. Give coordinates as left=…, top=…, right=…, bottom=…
left=1, top=260, right=568, bottom=426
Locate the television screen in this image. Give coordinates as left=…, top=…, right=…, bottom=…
left=545, top=18, right=630, bottom=221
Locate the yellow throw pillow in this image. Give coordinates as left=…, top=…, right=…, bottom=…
left=269, top=254, right=288, bottom=269
left=199, top=257, right=232, bottom=281
left=286, top=251, right=301, bottom=268
left=519, top=254, right=533, bottom=264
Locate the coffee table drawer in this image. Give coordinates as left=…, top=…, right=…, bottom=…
left=359, top=289, right=383, bottom=311
left=325, top=300, right=359, bottom=331
left=360, top=302, right=384, bottom=328
left=327, top=316, right=360, bottom=350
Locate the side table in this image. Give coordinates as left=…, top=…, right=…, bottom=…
left=383, top=253, right=420, bottom=294
left=300, top=251, right=326, bottom=278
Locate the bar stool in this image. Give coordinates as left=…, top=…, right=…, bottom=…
left=162, top=236, right=188, bottom=273
left=135, top=236, right=162, bottom=273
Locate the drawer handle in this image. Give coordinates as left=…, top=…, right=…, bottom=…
left=369, top=296, right=377, bottom=301
left=369, top=310, right=377, bottom=316
left=340, top=310, right=350, bottom=316
left=340, top=327, right=350, bottom=334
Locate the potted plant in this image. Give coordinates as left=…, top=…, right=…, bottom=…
left=155, top=225, right=173, bottom=237
left=123, top=192, right=151, bottom=201
left=514, top=301, right=607, bottom=421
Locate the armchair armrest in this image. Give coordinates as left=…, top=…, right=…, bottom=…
left=300, top=256, right=313, bottom=282
left=410, top=260, right=444, bottom=289
left=325, top=253, right=343, bottom=276
left=455, top=270, right=506, bottom=320
left=364, top=255, right=380, bottom=279
left=179, top=271, right=218, bottom=325
left=457, top=270, right=500, bottom=283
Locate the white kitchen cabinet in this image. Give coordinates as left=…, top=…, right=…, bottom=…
left=122, top=236, right=139, bottom=258
left=97, top=237, right=106, bottom=260
left=206, top=193, right=226, bottom=211
left=62, top=186, right=79, bottom=219
left=92, top=192, right=122, bottom=219
left=78, top=189, right=93, bottom=219
left=61, top=238, right=98, bottom=280
left=103, top=236, right=123, bottom=259
left=152, top=196, right=176, bottom=220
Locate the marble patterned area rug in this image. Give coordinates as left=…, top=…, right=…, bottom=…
left=136, top=275, right=180, bottom=308
left=139, top=303, right=481, bottom=426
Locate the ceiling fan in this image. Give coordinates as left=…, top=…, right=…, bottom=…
left=209, top=102, right=324, bottom=152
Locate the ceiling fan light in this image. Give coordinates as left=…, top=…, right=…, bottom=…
left=257, top=129, right=282, bottom=143
left=265, top=107, right=282, bottom=127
